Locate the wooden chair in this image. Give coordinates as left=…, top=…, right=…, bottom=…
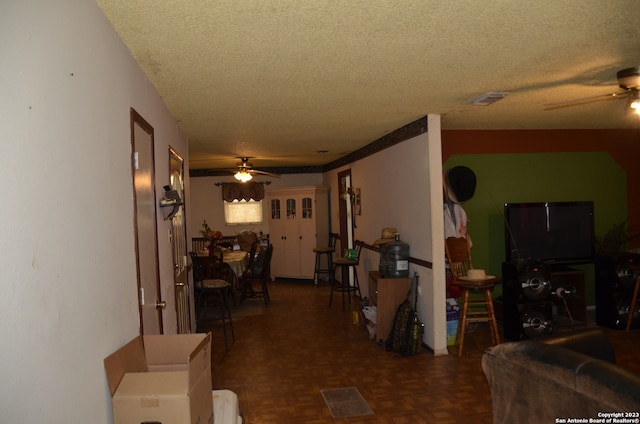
left=313, top=232, right=340, bottom=286
left=245, top=241, right=260, bottom=270
left=190, top=252, right=235, bottom=350
left=239, top=244, right=273, bottom=305
left=192, top=237, right=209, bottom=252
left=213, top=235, right=237, bottom=250
left=445, top=235, right=500, bottom=357
left=330, top=240, right=364, bottom=311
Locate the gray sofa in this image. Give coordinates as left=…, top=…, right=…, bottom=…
left=482, top=329, right=640, bottom=424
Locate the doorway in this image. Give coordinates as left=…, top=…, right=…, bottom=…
left=131, top=108, right=164, bottom=334
left=168, top=146, right=191, bottom=333
left=337, top=169, right=355, bottom=284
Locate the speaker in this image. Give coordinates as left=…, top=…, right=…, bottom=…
left=502, top=261, right=553, bottom=340
left=595, top=254, right=640, bottom=329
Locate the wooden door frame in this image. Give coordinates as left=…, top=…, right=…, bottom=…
left=130, top=108, right=163, bottom=334
left=337, top=169, right=354, bottom=284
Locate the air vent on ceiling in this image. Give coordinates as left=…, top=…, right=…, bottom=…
left=470, top=92, right=509, bottom=106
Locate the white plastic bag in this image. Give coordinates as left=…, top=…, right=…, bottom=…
left=362, top=305, right=377, bottom=324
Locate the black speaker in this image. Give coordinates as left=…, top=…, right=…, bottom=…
left=595, top=254, right=640, bottom=329
left=502, top=261, right=553, bottom=340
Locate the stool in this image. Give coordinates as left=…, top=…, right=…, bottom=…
left=626, top=275, right=640, bottom=332
left=455, top=280, right=500, bottom=357
left=313, top=233, right=339, bottom=286
left=197, top=279, right=235, bottom=351
left=329, top=240, right=363, bottom=311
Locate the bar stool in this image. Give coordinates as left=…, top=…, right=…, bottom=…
left=454, top=280, right=500, bottom=357
left=445, top=235, right=500, bottom=357
left=330, top=240, right=364, bottom=311
left=191, top=253, right=236, bottom=351
left=313, top=233, right=339, bottom=286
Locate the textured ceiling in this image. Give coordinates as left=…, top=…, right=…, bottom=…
left=96, top=0, right=640, bottom=171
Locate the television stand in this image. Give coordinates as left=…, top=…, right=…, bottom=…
left=550, top=267, right=587, bottom=324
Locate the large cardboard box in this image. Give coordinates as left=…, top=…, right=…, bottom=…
left=104, top=333, right=213, bottom=424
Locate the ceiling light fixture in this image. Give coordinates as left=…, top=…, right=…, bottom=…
left=234, top=170, right=253, bottom=182
left=470, top=92, right=509, bottom=106
left=629, top=91, right=640, bottom=115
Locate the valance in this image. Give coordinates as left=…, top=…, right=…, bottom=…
left=221, top=182, right=265, bottom=202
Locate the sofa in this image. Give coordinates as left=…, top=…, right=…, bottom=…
left=482, top=329, right=640, bottom=424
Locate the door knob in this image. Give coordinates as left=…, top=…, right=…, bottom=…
left=155, top=300, right=167, bottom=310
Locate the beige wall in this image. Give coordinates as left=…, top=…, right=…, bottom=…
left=1, top=1, right=187, bottom=421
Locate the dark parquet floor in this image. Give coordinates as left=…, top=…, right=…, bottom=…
left=196, top=279, right=640, bottom=424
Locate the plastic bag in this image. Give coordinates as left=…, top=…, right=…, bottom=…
left=362, top=305, right=377, bottom=323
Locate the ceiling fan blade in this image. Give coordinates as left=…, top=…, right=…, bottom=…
left=543, top=92, right=628, bottom=111
left=251, top=169, right=281, bottom=178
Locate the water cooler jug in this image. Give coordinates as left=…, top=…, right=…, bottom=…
left=379, top=233, right=410, bottom=278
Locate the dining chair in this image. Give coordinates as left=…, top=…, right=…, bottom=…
left=192, top=237, right=209, bottom=253
left=245, top=241, right=260, bottom=270
left=190, top=252, right=235, bottom=350
left=239, top=244, right=273, bottom=305
left=330, top=239, right=363, bottom=311
left=445, top=234, right=500, bottom=357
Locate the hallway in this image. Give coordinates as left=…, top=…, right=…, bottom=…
left=197, top=279, right=640, bottom=424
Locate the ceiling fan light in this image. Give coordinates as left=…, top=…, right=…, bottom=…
left=234, top=171, right=253, bottom=182
left=629, top=91, right=640, bottom=114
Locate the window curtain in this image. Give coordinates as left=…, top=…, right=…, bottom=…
left=221, top=182, right=265, bottom=201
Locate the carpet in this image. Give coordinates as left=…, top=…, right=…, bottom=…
left=321, top=387, right=374, bottom=418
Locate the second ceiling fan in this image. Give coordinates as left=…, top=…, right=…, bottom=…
left=544, top=66, right=640, bottom=114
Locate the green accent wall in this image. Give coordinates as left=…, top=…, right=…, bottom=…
left=445, top=152, right=627, bottom=304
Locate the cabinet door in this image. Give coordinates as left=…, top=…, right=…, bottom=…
left=269, top=197, right=286, bottom=277
left=281, top=197, right=301, bottom=277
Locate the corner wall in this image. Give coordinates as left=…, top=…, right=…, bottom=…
left=323, top=115, right=447, bottom=353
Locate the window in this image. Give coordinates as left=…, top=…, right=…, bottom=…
left=224, top=199, right=263, bottom=225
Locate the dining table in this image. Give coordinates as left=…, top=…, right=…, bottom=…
left=222, top=250, right=248, bottom=278
left=223, top=250, right=248, bottom=305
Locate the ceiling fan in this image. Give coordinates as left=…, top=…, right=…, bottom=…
left=229, top=157, right=281, bottom=182
left=544, top=66, right=640, bottom=114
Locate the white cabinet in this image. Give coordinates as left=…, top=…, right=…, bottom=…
left=267, top=186, right=329, bottom=279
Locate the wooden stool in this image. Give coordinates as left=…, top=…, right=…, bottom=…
left=313, top=233, right=339, bottom=286
left=455, top=280, right=500, bottom=357
left=329, top=240, right=363, bottom=311
left=626, top=276, right=640, bottom=332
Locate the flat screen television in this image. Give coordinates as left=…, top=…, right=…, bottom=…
left=504, top=201, right=595, bottom=265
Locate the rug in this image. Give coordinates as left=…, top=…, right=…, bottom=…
left=321, top=386, right=374, bottom=418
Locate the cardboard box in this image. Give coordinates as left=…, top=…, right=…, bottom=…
left=446, top=298, right=459, bottom=346
left=104, top=333, right=213, bottom=424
